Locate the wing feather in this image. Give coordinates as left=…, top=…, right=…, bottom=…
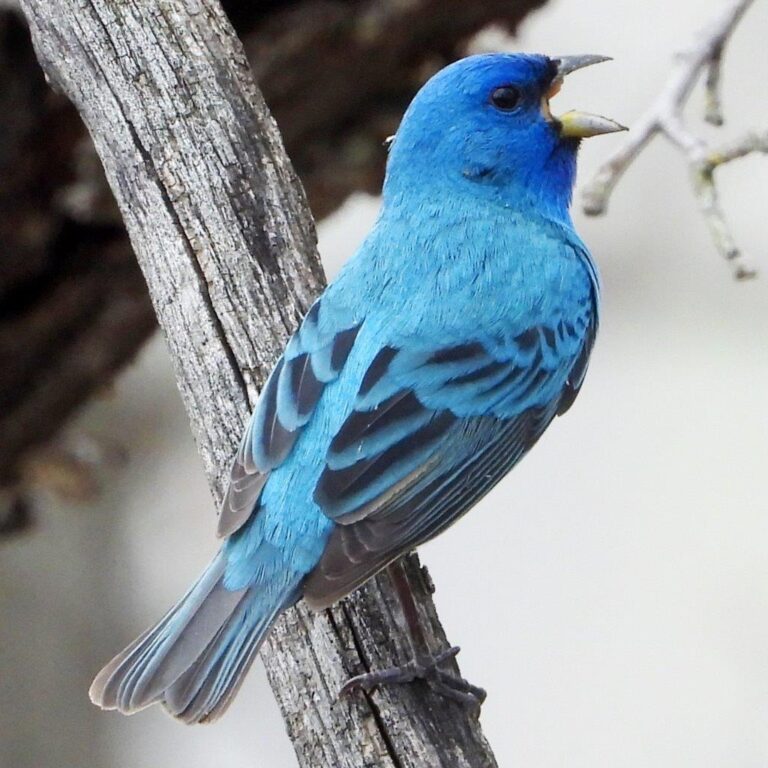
left=304, top=310, right=596, bottom=608
left=217, top=298, right=360, bottom=538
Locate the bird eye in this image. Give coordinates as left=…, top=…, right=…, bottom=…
left=490, top=85, right=521, bottom=111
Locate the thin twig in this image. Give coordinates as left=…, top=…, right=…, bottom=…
left=582, top=0, right=761, bottom=280
left=704, top=42, right=725, bottom=126
left=692, top=131, right=768, bottom=279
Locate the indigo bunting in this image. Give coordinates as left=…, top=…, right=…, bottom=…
left=90, top=53, right=623, bottom=723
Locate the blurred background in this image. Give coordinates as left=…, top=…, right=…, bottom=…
left=1, top=0, right=767, bottom=766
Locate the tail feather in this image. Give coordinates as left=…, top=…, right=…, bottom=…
left=90, top=553, right=232, bottom=712
left=164, top=592, right=288, bottom=723
left=89, top=552, right=297, bottom=723
left=131, top=581, right=247, bottom=711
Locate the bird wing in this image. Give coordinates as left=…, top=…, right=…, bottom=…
left=217, top=298, right=360, bottom=537
left=304, top=302, right=597, bottom=608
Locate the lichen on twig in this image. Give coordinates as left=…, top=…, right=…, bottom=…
left=582, top=0, right=763, bottom=280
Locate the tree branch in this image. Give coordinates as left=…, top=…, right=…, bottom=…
left=581, top=0, right=761, bottom=280
left=0, top=0, right=546, bottom=531
left=18, top=0, right=498, bottom=764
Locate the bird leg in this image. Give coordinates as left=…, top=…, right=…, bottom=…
left=339, top=558, right=487, bottom=709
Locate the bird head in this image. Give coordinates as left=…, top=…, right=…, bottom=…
left=383, top=53, right=625, bottom=223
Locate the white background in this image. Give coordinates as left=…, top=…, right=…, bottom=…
left=2, top=0, right=768, bottom=766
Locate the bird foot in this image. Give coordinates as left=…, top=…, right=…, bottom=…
left=339, top=645, right=486, bottom=709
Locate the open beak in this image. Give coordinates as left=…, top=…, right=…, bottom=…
left=546, top=55, right=626, bottom=139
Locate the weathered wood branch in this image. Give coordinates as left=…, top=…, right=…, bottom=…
left=18, top=0, right=498, bottom=764
left=1, top=0, right=545, bottom=530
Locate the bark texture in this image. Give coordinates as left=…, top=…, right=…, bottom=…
left=19, top=1, right=501, bottom=764
left=0, top=0, right=546, bottom=526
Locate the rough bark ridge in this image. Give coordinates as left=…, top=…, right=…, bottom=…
left=19, top=1, right=498, bottom=765
left=0, top=0, right=546, bottom=528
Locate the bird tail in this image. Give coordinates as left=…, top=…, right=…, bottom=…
left=89, top=552, right=297, bottom=723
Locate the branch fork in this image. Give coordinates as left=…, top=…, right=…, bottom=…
left=582, top=0, right=763, bottom=280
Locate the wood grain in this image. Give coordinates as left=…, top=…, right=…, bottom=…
left=19, top=1, right=499, bottom=764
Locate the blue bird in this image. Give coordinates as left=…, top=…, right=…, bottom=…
left=90, top=53, right=624, bottom=723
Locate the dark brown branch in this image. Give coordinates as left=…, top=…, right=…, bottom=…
left=18, top=0, right=501, bottom=763
left=249, top=0, right=548, bottom=218
left=0, top=9, right=155, bottom=493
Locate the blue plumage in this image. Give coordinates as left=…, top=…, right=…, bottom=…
left=91, top=53, right=622, bottom=723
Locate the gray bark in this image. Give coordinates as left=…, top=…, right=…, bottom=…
left=1, top=0, right=545, bottom=529
left=18, top=1, right=498, bottom=765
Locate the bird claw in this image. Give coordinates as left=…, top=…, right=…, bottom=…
left=339, top=645, right=487, bottom=710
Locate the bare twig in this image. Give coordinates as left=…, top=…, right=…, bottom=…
left=692, top=131, right=768, bottom=278
left=704, top=41, right=725, bottom=126
left=582, top=0, right=761, bottom=280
